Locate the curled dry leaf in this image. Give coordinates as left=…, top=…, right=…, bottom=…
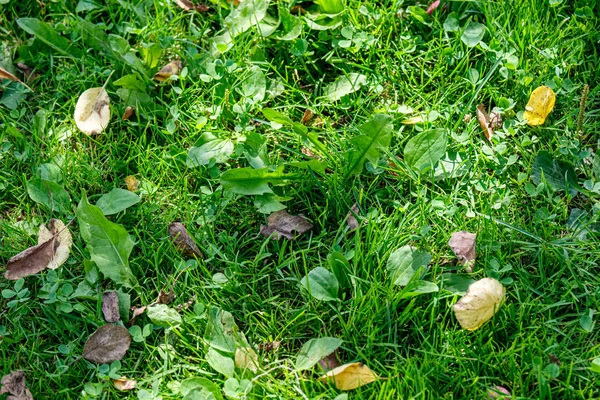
left=83, top=324, right=131, bottom=364
left=173, top=0, right=210, bottom=12
left=153, top=60, right=182, bottom=82
left=37, top=219, right=72, bottom=270
left=318, top=350, right=341, bottom=371
left=130, top=306, right=147, bottom=325
left=317, top=362, right=378, bottom=391
left=102, top=291, right=121, bottom=323
left=523, top=86, right=556, bottom=126
left=453, top=278, right=505, bottom=331
left=112, top=377, right=137, bottom=391
left=476, top=104, right=494, bottom=142
left=4, top=219, right=71, bottom=280
left=0, top=66, right=33, bottom=91
left=17, top=63, right=37, bottom=82
left=488, top=386, right=511, bottom=399
left=259, top=210, right=313, bottom=240
left=124, top=175, right=139, bottom=192
left=301, top=109, right=315, bottom=125
left=157, top=289, right=175, bottom=305
left=346, top=203, right=360, bottom=231
left=168, top=222, right=202, bottom=258
left=448, top=231, right=476, bottom=272
left=0, top=371, right=33, bottom=400
left=122, top=106, right=135, bottom=121
left=74, top=87, right=111, bottom=135
left=235, top=347, right=259, bottom=374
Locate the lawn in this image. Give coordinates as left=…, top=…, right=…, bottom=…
left=1, top=0, right=599, bottom=399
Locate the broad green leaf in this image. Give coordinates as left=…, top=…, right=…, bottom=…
left=295, top=337, right=342, bottom=370
left=240, top=67, right=266, bottom=104
left=440, top=273, right=475, bottom=294
left=304, top=15, right=343, bottom=31
left=220, top=167, right=299, bottom=196
left=206, top=348, right=235, bottom=377
left=257, top=14, right=280, bottom=37
left=399, top=280, right=439, bottom=299
left=26, top=178, right=71, bottom=214
left=147, top=304, right=182, bottom=327
left=224, top=0, right=269, bottom=37
left=205, top=306, right=246, bottom=353
left=116, top=288, right=131, bottom=323
left=76, top=193, right=135, bottom=287
left=531, top=151, right=579, bottom=195
left=223, top=378, right=252, bottom=399
left=277, top=7, right=302, bottom=40
left=386, top=245, right=431, bottom=286
left=96, top=188, right=140, bottom=216
left=404, top=129, right=447, bottom=172
left=443, top=12, right=459, bottom=32
left=461, top=22, right=485, bottom=47
left=0, top=83, right=29, bottom=110
left=346, top=114, right=393, bottom=177
left=180, top=378, right=223, bottom=399
left=300, top=267, right=339, bottom=301
left=17, top=18, right=82, bottom=58
left=262, top=108, right=294, bottom=125
left=322, top=73, right=367, bottom=101
left=187, top=133, right=234, bottom=167
left=254, top=194, right=287, bottom=214
left=315, top=0, right=344, bottom=15
left=591, top=358, right=600, bottom=373
left=327, top=251, right=351, bottom=290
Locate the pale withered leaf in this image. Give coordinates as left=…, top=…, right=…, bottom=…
left=102, top=291, right=121, bottom=323
left=74, top=87, right=111, bottom=135
left=83, top=324, right=131, bottom=364
left=260, top=210, right=313, bottom=240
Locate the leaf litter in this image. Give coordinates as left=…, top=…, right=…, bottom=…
left=112, top=377, right=137, bottom=391
left=0, top=371, right=33, bottom=400
left=74, top=87, right=111, bottom=135
left=83, top=324, right=131, bottom=364
left=453, top=278, right=505, bottom=331
left=259, top=210, right=313, bottom=239
left=102, top=291, right=121, bottom=323
left=169, top=222, right=202, bottom=258
left=317, top=362, right=379, bottom=391
left=448, top=231, right=477, bottom=272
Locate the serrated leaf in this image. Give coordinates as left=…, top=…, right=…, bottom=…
left=295, top=337, right=342, bottom=371
left=404, top=129, right=447, bottom=172
left=76, top=193, right=135, bottom=287
left=346, top=114, right=393, bottom=177
left=96, top=188, right=140, bottom=215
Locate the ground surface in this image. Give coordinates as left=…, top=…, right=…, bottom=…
left=1, top=0, right=600, bottom=399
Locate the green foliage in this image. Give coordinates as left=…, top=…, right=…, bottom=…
left=403, top=129, right=448, bottom=173
left=26, top=179, right=71, bottom=215
left=95, top=188, right=140, bottom=216
left=295, top=337, right=342, bottom=370
left=346, top=114, right=393, bottom=177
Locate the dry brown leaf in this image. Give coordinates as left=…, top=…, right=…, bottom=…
left=112, top=377, right=137, bottom=391
left=235, top=347, right=259, bottom=374
left=0, top=66, right=33, bottom=92
left=129, top=306, right=147, bottom=325
left=102, top=291, right=120, bottom=323
left=4, top=235, right=58, bottom=280
left=301, top=109, right=315, bottom=125
left=173, top=0, right=210, bottom=11
left=317, top=362, right=378, bottom=391
left=259, top=210, right=313, bottom=240
left=74, top=87, right=111, bottom=135
left=489, top=110, right=502, bottom=129
left=258, top=341, right=281, bottom=352
left=124, top=175, right=139, bottom=192
left=318, top=350, right=341, bottom=371
left=83, top=324, right=131, bottom=364
left=122, top=106, right=135, bottom=121
left=448, top=231, right=476, bottom=272
left=0, top=371, right=33, bottom=400
left=157, top=289, right=175, bottom=305
left=153, top=60, right=182, bottom=82
left=346, top=203, right=360, bottom=231
left=16, top=63, right=37, bottom=82
left=476, top=104, right=494, bottom=141
left=168, top=222, right=202, bottom=258
left=37, top=219, right=72, bottom=270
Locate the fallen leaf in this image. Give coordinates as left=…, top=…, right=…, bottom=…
left=122, top=106, right=135, bottom=121
left=523, top=86, right=556, bottom=126
left=0, top=371, right=33, bottom=400
left=0, top=66, right=33, bottom=91
left=37, top=219, right=72, bottom=270
left=488, top=386, right=511, bottom=399
left=74, top=87, right=111, bottom=135
left=16, top=63, right=38, bottom=82
left=153, top=60, right=182, bottom=82
left=346, top=203, right=359, bottom=231
left=102, top=291, right=121, bottom=323
left=453, top=278, right=505, bottom=330
left=258, top=341, right=281, bottom=352
left=83, top=324, right=131, bottom=364
left=112, top=377, right=137, bottom=391
left=448, top=231, right=476, bottom=272
left=401, top=116, right=424, bottom=125
left=301, top=109, right=315, bottom=125
left=173, top=0, right=210, bottom=11
left=147, top=304, right=182, bottom=327
left=476, top=104, right=494, bottom=141
left=317, top=362, right=378, bottom=391
left=3, top=222, right=67, bottom=280
left=426, top=0, right=440, bottom=15
left=130, top=306, right=147, bottom=324
left=318, top=350, right=341, bottom=371
left=168, top=222, right=202, bottom=258
left=259, top=210, right=313, bottom=240
left=124, top=175, right=139, bottom=192
left=489, top=110, right=503, bottom=129
left=157, top=289, right=175, bottom=305
left=235, top=347, right=259, bottom=373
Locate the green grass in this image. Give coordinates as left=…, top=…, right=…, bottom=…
left=1, top=0, right=600, bottom=399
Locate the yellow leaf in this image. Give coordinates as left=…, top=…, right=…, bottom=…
left=154, top=60, right=182, bottom=82
left=112, top=377, right=136, bottom=391
left=523, top=86, right=555, bottom=126
left=317, top=362, right=378, bottom=390
left=74, top=87, right=111, bottom=135
left=124, top=175, right=139, bottom=192
left=234, top=347, right=259, bottom=373
left=401, top=116, right=424, bottom=125
left=452, top=278, right=505, bottom=330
